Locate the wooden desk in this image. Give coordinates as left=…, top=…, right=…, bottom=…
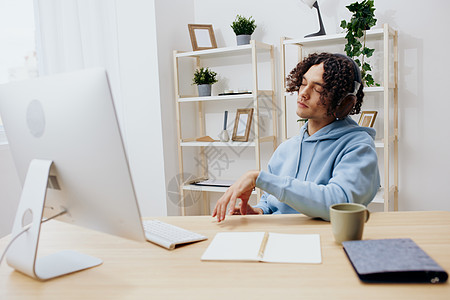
left=1, top=211, right=449, bottom=299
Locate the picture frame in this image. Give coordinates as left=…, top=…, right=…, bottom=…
left=232, top=108, right=254, bottom=142
left=358, top=111, right=378, bottom=127
left=188, top=24, right=217, bottom=51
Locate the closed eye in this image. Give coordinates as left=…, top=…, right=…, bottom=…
left=314, top=86, right=324, bottom=93
left=299, top=78, right=324, bottom=93
left=298, top=79, right=307, bottom=89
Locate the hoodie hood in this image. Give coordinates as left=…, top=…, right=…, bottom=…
left=300, top=117, right=376, bottom=142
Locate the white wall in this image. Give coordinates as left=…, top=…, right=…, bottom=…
left=114, top=0, right=196, bottom=217
left=114, top=0, right=169, bottom=217
left=186, top=0, right=450, bottom=211
left=0, top=0, right=35, bottom=238
left=0, top=145, right=21, bottom=238
left=0, top=0, right=36, bottom=83
left=382, top=0, right=450, bottom=211
left=154, top=0, right=195, bottom=215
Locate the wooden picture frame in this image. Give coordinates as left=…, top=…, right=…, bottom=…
left=188, top=24, right=217, bottom=51
left=232, top=108, right=253, bottom=142
left=358, top=111, right=378, bottom=127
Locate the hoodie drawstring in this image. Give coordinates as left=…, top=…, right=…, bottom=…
left=304, top=141, right=319, bottom=180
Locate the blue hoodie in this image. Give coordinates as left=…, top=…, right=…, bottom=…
left=254, top=117, right=380, bottom=221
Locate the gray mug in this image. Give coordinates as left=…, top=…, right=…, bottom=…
left=330, top=203, right=370, bottom=244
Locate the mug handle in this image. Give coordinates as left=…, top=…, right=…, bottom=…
left=364, top=209, right=370, bottom=223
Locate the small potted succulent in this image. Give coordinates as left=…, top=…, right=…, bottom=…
left=230, top=15, right=257, bottom=46
left=192, top=67, right=218, bottom=97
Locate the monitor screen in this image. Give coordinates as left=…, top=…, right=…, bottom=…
left=0, top=68, right=146, bottom=243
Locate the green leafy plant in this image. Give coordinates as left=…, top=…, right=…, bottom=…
left=340, top=0, right=379, bottom=87
left=192, top=67, right=218, bottom=85
left=230, top=15, right=257, bottom=35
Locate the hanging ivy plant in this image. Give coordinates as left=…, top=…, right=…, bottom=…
left=340, top=0, right=379, bottom=87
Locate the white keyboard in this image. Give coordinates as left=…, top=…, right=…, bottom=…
left=143, top=220, right=207, bottom=250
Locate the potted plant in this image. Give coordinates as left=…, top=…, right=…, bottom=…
left=340, top=0, right=379, bottom=87
left=192, top=67, right=218, bottom=97
left=231, top=15, right=257, bottom=46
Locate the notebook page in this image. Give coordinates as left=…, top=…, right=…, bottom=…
left=201, top=232, right=265, bottom=261
left=261, top=233, right=322, bottom=263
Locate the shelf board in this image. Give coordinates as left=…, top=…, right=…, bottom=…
left=375, top=136, right=398, bottom=148
left=374, top=140, right=384, bottom=148
left=181, top=141, right=256, bottom=147
left=283, top=27, right=385, bottom=47
left=372, top=196, right=384, bottom=204
left=182, top=184, right=257, bottom=194
left=175, top=41, right=272, bottom=59
left=178, top=90, right=273, bottom=103
left=371, top=185, right=397, bottom=204
left=181, top=135, right=275, bottom=147
left=364, top=86, right=385, bottom=93
left=178, top=94, right=252, bottom=103
left=176, top=44, right=251, bottom=58
left=372, top=188, right=385, bottom=204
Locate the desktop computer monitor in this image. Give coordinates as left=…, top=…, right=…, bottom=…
left=0, top=69, right=147, bottom=280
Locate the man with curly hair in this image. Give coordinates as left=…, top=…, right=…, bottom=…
left=213, top=52, right=380, bottom=222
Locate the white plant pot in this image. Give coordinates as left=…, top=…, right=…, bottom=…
left=197, top=84, right=211, bottom=97
left=236, top=34, right=251, bottom=45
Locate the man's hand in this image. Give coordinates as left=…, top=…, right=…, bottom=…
left=229, top=202, right=263, bottom=216
left=212, top=170, right=261, bottom=222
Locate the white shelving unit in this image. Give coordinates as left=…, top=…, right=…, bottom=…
left=173, top=41, right=277, bottom=215
left=280, top=24, right=398, bottom=211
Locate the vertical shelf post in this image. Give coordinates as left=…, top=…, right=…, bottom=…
left=251, top=40, right=262, bottom=200
left=393, top=29, right=399, bottom=211
left=383, top=23, right=390, bottom=212
left=173, top=51, right=186, bottom=216
left=270, top=44, right=277, bottom=152
left=196, top=57, right=208, bottom=180
left=280, top=37, right=288, bottom=142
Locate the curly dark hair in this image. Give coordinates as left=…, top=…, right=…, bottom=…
left=286, top=52, right=364, bottom=116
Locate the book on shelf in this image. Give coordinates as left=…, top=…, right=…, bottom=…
left=191, top=179, right=234, bottom=188
left=201, top=232, right=321, bottom=264
left=218, top=91, right=252, bottom=96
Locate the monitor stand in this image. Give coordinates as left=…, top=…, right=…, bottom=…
left=6, top=159, right=102, bottom=281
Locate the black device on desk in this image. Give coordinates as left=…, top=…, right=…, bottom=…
left=343, top=238, right=448, bottom=283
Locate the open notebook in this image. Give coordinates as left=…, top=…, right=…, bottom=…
left=201, top=232, right=321, bottom=263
